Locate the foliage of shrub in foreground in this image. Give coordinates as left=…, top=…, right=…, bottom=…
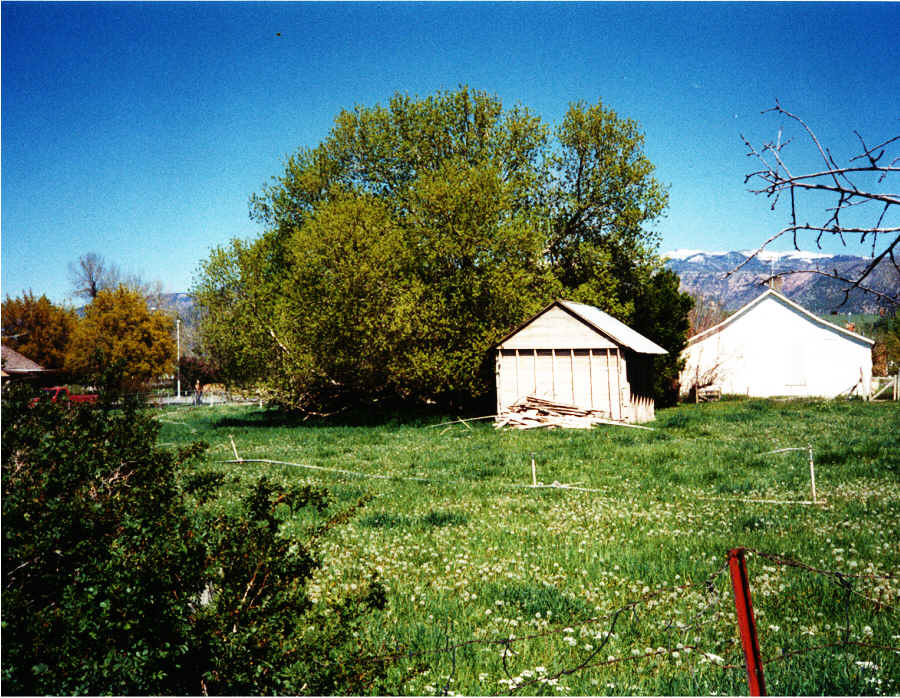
left=1, top=385, right=394, bottom=695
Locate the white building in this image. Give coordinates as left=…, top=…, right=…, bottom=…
left=494, top=300, right=667, bottom=423
left=680, top=289, right=874, bottom=399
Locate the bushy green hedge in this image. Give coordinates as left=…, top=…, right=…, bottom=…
left=1, top=385, right=394, bottom=695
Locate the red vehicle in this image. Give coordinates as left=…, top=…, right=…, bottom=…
left=31, top=386, right=99, bottom=406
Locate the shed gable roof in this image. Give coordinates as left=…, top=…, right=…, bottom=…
left=496, top=300, right=667, bottom=354
left=686, top=289, right=875, bottom=347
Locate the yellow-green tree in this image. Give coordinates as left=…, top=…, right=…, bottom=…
left=65, top=286, right=175, bottom=390
left=1, top=292, right=78, bottom=370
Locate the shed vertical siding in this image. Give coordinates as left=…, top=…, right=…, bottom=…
left=535, top=350, right=555, bottom=400
left=573, top=350, right=591, bottom=409
left=604, top=349, right=614, bottom=417
left=498, top=346, right=635, bottom=416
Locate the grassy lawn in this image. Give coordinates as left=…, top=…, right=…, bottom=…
left=157, top=398, right=900, bottom=696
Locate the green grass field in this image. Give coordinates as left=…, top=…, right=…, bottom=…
left=157, top=398, right=900, bottom=695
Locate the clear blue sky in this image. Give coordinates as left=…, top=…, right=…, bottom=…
left=3, top=2, right=898, bottom=304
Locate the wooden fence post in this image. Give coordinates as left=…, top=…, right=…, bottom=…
left=728, top=547, right=767, bottom=696
left=807, top=445, right=817, bottom=504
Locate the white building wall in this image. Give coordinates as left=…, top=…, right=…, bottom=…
left=681, top=294, right=873, bottom=398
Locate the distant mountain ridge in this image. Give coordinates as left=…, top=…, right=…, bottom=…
left=150, top=292, right=198, bottom=329
left=664, top=249, right=897, bottom=314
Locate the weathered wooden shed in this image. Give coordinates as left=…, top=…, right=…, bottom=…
left=494, top=300, right=667, bottom=423
left=680, top=289, right=875, bottom=399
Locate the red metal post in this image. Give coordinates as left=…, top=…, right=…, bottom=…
left=729, top=547, right=767, bottom=696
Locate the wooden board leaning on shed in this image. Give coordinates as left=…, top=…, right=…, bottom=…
left=495, top=395, right=654, bottom=430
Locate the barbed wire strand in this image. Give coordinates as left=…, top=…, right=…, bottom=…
left=746, top=547, right=897, bottom=582
left=511, top=639, right=742, bottom=694
left=352, top=549, right=898, bottom=694
left=718, top=640, right=900, bottom=669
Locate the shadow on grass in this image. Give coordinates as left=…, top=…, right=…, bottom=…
left=479, top=581, right=595, bottom=623
left=359, top=509, right=468, bottom=530
left=213, top=400, right=494, bottom=430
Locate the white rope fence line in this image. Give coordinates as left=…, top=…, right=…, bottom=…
left=156, top=417, right=196, bottom=427
left=197, top=427, right=833, bottom=506
left=694, top=495, right=826, bottom=506
left=219, top=458, right=432, bottom=483
left=217, top=457, right=617, bottom=496
left=220, top=456, right=824, bottom=504
left=215, top=452, right=836, bottom=506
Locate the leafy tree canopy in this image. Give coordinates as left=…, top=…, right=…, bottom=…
left=196, top=87, right=688, bottom=412
left=65, top=285, right=176, bottom=390
left=1, top=291, right=78, bottom=370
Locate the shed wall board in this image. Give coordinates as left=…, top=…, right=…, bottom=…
left=536, top=350, right=556, bottom=400
left=681, top=293, right=873, bottom=398
left=573, top=350, right=591, bottom=409
left=497, top=347, right=626, bottom=418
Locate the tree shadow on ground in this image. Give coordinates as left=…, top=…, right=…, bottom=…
left=213, top=399, right=494, bottom=430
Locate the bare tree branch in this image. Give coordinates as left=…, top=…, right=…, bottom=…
left=68, top=252, right=121, bottom=300
left=68, top=252, right=168, bottom=306
left=761, top=266, right=898, bottom=308
left=737, top=104, right=899, bottom=306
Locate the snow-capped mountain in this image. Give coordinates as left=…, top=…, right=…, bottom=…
left=663, top=249, right=896, bottom=314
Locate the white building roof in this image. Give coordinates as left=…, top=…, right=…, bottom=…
left=558, top=300, right=668, bottom=354
left=687, top=289, right=875, bottom=347
left=1, top=344, right=46, bottom=373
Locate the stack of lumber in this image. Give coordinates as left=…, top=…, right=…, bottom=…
left=495, top=395, right=611, bottom=430
left=696, top=386, right=722, bottom=403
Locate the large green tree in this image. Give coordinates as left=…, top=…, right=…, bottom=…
left=631, top=267, right=694, bottom=406
left=1, top=292, right=78, bottom=370
left=196, top=87, right=687, bottom=412
left=547, top=101, right=669, bottom=316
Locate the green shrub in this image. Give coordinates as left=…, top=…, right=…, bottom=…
left=1, top=384, right=395, bottom=695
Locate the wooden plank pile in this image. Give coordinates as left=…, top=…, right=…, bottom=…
left=494, top=395, right=614, bottom=430
left=696, top=386, right=722, bottom=403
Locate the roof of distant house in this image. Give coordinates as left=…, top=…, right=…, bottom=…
left=686, top=288, right=875, bottom=347
left=1, top=344, right=46, bottom=376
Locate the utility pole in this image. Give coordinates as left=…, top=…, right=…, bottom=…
left=176, top=316, right=181, bottom=399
